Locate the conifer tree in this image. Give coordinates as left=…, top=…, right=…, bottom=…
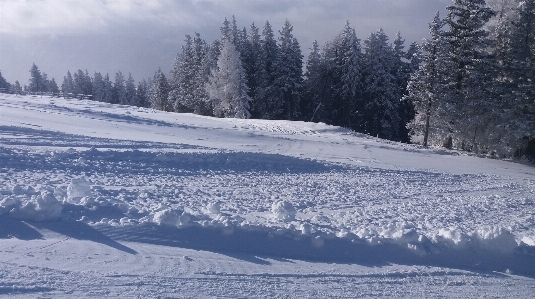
left=150, top=68, right=171, bottom=111
left=125, top=73, right=136, bottom=106
left=206, top=40, right=251, bottom=119
left=61, top=71, right=74, bottom=97
left=28, top=63, right=44, bottom=93
left=92, top=72, right=106, bottom=102
left=272, top=20, right=303, bottom=120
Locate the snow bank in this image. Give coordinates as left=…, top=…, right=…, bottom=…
left=0, top=190, right=62, bottom=222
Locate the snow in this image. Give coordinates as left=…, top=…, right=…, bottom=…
left=1, top=94, right=535, bottom=297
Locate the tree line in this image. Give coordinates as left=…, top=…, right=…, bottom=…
left=1, top=0, right=533, bottom=158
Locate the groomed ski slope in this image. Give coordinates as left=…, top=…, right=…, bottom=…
left=1, top=94, right=534, bottom=298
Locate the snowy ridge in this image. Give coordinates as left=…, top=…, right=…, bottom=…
left=1, top=94, right=535, bottom=297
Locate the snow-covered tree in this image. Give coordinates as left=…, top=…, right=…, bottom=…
left=441, top=0, right=496, bottom=151
left=405, top=12, right=453, bottom=146
left=360, top=29, right=402, bottom=140
left=206, top=39, right=251, bottom=119
left=272, top=20, right=303, bottom=120
left=150, top=69, right=171, bottom=111
left=113, top=71, right=127, bottom=105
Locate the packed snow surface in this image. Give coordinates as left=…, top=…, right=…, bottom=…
left=1, top=94, right=534, bottom=298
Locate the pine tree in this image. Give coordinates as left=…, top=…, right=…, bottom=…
left=272, top=20, right=303, bottom=120
left=92, top=72, right=106, bottom=102
left=442, top=0, right=496, bottom=151
left=61, top=71, right=74, bottom=98
left=0, top=71, right=10, bottom=91
left=28, top=63, right=44, bottom=93
left=102, top=74, right=114, bottom=103
left=206, top=40, right=251, bottom=119
left=405, top=12, right=453, bottom=146
left=255, top=21, right=279, bottom=119
left=243, top=23, right=262, bottom=117
left=13, top=81, right=22, bottom=94
left=150, top=69, right=171, bottom=111
left=360, top=29, right=402, bottom=140
left=125, top=73, right=136, bottom=106
left=135, top=79, right=150, bottom=108
left=169, top=35, right=196, bottom=112
left=113, top=71, right=127, bottom=105
left=48, top=78, right=59, bottom=94
left=303, top=40, right=326, bottom=122
left=332, top=22, right=363, bottom=128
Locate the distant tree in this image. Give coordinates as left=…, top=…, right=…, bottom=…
left=135, top=79, right=150, bottom=108
left=113, top=71, right=127, bottom=105
left=92, top=72, right=105, bottom=102
left=150, top=68, right=171, bottom=111
left=12, top=81, right=22, bottom=94
left=28, top=63, right=44, bottom=93
left=61, top=71, right=74, bottom=97
left=0, top=70, right=10, bottom=90
left=48, top=78, right=59, bottom=94
left=125, top=73, right=136, bottom=106
left=206, top=39, right=251, bottom=119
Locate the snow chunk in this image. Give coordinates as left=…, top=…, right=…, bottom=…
left=205, top=202, right=221, bottom=215
left=521, top=236, right=535, bottom=246
left=271, top=200, right=296, bottom=222
left=67, top=178, right=92, bottom=204
left=153, top=209, right=191, bottom=227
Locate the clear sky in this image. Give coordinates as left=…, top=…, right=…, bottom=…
left=0, top=0, right=451, bottom=86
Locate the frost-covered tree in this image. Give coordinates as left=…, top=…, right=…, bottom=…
left=206, top=40, right=251, bottom=119
left=405, top=12, right=453, bottom=146
left=441, top=0, right=496, bottom=151
left=48, top=78, right=59, bottom=94
left=150, top=69, right=171, bottom=111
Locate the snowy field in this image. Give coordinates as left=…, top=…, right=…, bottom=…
left=1, top=94, right=534, bottom=298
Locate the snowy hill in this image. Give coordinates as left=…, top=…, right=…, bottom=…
left=1, top=94, right=534, bottom=298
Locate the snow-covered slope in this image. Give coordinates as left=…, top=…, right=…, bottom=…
left=1, top=94, right=534, bottom=298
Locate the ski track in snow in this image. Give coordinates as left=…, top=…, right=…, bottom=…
left=1, top=94, right=535, bottom=298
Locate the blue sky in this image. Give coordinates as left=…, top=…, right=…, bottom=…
left=0, top=0, right=450, bottom=85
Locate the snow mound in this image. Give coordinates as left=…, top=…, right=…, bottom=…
left=1, top=191, right=62, bottom=222
left=271, top=200, right=296, bottom=222
left=153, top=209, right=191, bottom=227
